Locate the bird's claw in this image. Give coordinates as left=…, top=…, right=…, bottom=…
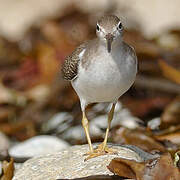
left=84, top=143, right=118, bottom=161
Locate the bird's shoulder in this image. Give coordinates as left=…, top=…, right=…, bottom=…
left=123, top=42, right=138, bottom=65
left=123, top=42, right=136, bottom=58
left=61, top=42, right=88, bottom=81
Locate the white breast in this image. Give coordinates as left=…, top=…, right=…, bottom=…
left=72, top=46, right=137, bottom=107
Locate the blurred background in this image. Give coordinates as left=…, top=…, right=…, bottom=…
left=0, top=0, right=180, bottom=169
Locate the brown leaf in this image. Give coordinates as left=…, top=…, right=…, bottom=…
left=107, top=158, right=136, bottom=179
left=0, top=107, right=15, bottom=123
left=155, top=132, right=180, bottom=145
left=108, top=158, right=145, bottom=180
left=108, top=152, right=180, bottom=180
left=0, top=120, right=36, bottom=140
left=112, top=128, right=165, bottom=152
left=37, top=43, right=61, bottom=84
left=158, top=59, right=180, bottom=84
left=1, top=158, right=14, bottom=180
left=160, top=96, right=180, bottom=129
left=2, top=58, right=39, bottom=90
left=123, top=96, right=172, bottom=118
left=147, top=152, right=180, bottom=180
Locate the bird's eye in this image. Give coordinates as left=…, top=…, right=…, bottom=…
left=96, top=24, right=100, bottom=31
left=118, top=22, right=123, bottom=30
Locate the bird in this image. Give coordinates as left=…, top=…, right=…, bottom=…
left=61, top=14, right=137, bottom=160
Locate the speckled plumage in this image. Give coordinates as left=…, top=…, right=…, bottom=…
left=61, top=43, right=87, bottom=81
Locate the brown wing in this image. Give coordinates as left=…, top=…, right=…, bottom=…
left=61, top=43, right=86, bottom=81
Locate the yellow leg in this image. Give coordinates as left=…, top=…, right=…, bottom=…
left=101, top=103, right=115, bottom=150
left=82, top=111, right=93, bottom=152
left=85, top=103, right=117, bottom=160
left=94, top=103, right=116, bottom=153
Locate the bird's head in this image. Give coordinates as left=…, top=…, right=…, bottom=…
left=96, top=15, right=123, bottom=53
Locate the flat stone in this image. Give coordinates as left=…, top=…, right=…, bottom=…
left=9, top=135, right=70, bottom=158
left=13, top=143, right=159, bottom=180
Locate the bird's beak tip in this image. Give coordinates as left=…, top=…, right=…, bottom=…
left=106, top=34, right=113, bottom=53
left=107, top=48, right=111, bottom=53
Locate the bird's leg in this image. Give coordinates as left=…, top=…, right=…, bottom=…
left=82, top=111, right=93, bottom=153
left=85, top=103, right=117, bottom=160
left=95, top=103, right=117, bottom=153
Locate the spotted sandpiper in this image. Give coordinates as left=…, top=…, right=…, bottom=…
left=62, top=15, right=137, bottom=159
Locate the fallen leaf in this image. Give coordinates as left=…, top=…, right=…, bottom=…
left=2, top=58, right=39, bottom=90
left=1, top=158, right=14, bottom=180
left=0, top=107, right=15, bottom=123
left=107, top=158, right=136, bottom=179
left=160, top=96, right=180, bottom=129
left=112, top=127, right=165, bottom=152
left=158, top=59, right=180, bottom=84
left=155, top=132, right=180, bottom=145
left=108, top=152, right=180, bottom=180
left=37, top=43, right=61, bottom=84
left=123, top=96, right=172, bottom=118
left=0, top=120, right=36, bottom=140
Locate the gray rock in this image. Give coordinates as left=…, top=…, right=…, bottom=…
left=41, top=112, right=73, bottom=134
left=0, top=132, right=10, bottom=151
left=9, top=135, right=70, bottom=158
left=147, top=117, right=161, bottom=130
left=90, top=102, right=141, bottom=133
left=13, top=143, right=159, bottom=180
left=63, top=125, right=86, bottom=142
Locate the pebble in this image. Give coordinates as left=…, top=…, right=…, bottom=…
left=9, top=135, right=70, bottom=158
left=41, top=112, right=73, bottom=134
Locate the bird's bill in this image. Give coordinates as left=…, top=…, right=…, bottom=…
left=106, top=33, right=114, bottom=53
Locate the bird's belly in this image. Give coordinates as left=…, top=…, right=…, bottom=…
left=72, top=58, right=136, bottom=103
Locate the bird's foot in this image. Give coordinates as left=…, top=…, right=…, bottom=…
left=84, top=151, right=106, bottom=161
left=84, top=143, right=118, bottom=161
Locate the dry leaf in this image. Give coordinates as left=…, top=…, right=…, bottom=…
left=108, top=158, right=145, bottom=180
left=107, top=158, right=136, bottom=179
left=174, top=151, right=180, bottom=168
left=1, top=158, right=14, bottom=180
left=3, top=58, right=39, bottom=90
left=108, top=152, right=180, bottom=180
left=155, top=132, right=180, bottom=145
left=158, top=59, right=180, bottom=84
left=0, top=120, right=36, bottom=140
left=37, top=43, right=60, bottom=84
left=113, top=127, right=165, bottom=152
left=160, top=96, right=180, bottom=129
left=123, top=96, right=172, bottom=118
